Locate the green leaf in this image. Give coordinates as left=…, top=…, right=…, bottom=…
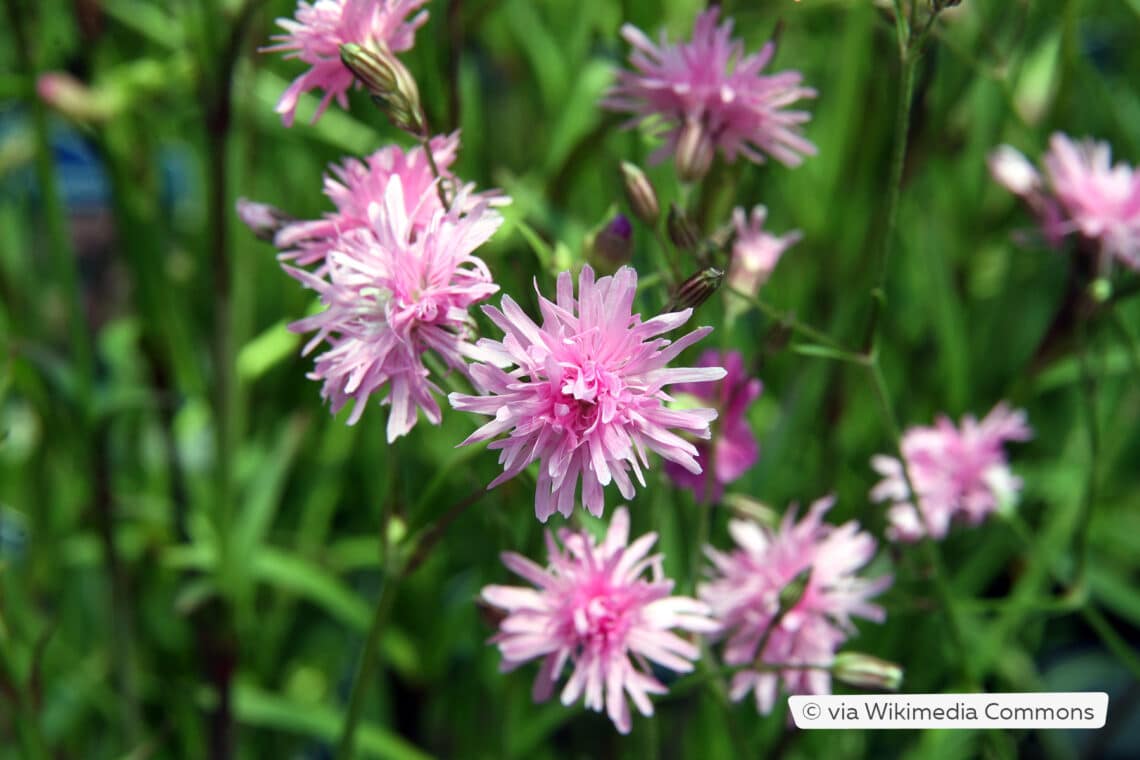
left=237, top=321, right=302, bottom=382
left=252, top=547, right=371, bottom=631
left=790, top=343, right=865, bottom=364
left=233, top=681, right=434, bottom=760
left=1088, top=561, right=1140, bottom=629
left=232, top=414, right=311, bottom=564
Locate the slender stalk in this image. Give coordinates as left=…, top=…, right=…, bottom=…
left=866, top=360, right=978, bottom=688
left=5, top=0, right=94, bottom=401
left=0, top=640, right=49, bottom=760
left=652, top=225, right=683, bottom=286
left=726, top=287, right=852, bottom=354
left=875, top=6, right=917, bottom=293
left=1081, top=606, right=1140, bottom=683
left=1072, top=311, right=1099, bottom=586
left=335, top=558, right=405, bottom=760
left=421, top=134, right=451, bottom=209
left=193, top=3, right=266, bottom=755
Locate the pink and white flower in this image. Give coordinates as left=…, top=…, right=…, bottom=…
left=699, top=497, right=891, bottom=715
left=664, top=350, right=762, bottom=503
left=449, top=264, right=726, bottom=522
left=727, top=205, right=803, bottom=297
left=870, top=403, right=1032, bottom=542
left=481, top=506, right=718, bottom=734
left=285, top=175, right=501, bottom=440
left=602, top=8, right=817, bottom=171
left=275, top=133, right=501, bottom=270
left=264, top=0, right=429, bottom=126
left=989, top=133, right=1140, bottom=270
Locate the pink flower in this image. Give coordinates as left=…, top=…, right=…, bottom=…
left=602, top=8, right=817, bottom=172
left=699, top=497, right=891, bottom=715
left=285, top=175, right=501, bottom=440
left=727, top=205, right=803, bottom=297
left=664, top=350, right=762, bottom=503
left=481, top=507, right=718, bottom=734
left=264, top=0, right=429, bottom=126
left=989, top=134, right=1140, bottom=270
left=275, top=133, right=501, bottom=270
left=449, top=265, right=727, bottom=522
left=870, top=403, right=1032, bottom=542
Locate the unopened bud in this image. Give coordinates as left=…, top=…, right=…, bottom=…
left=721, top=494, right=779, bottom=526
left=385, top=515, right=408, bottom=548
left=588, top=214, right=633, bottom=273
left=667, top=203, right=702, bottom=252
left=236, top=198, right=295, bottom=242
left=340, top=42, right=427, bottom=137
left=832, top=652, right=904, bottom=691
left=675, top=118, right=715, bottom=183
left=1089, top=277, right=1112, bottom=304
left=620, top=162, right=659, bottom=224
left=667, top=266, right=724, bottom=312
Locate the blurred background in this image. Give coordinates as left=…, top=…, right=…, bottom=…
left=1, top=0, right=1139, bottom=757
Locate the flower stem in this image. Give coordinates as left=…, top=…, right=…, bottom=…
left=726, top=287, right=851, bottom=354
left=866, top=359, right=978, bottom=689
left=421, top=134, right=451, bottom=209
left=1072, top=308, right=1099, bottom=586
left=875, top=6, right=917, bottom=295
left=335, top=558, right=406, bottom=760
left=0, top=637, right=49, bottom=760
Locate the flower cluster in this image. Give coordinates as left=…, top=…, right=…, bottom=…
left=450, top=265, right=726, bottom=522
left=236, top=0, right=1097, bottom=739
left=663, top=350, right=762, bottom=504
left=870, top=403, right=1032, bottom=542
left=481, top=507, right=718, bottom=733
left=265, top=0, right=429, bottom=126
left=698, top=497, right=892, bottom=714
left=989, top=133, right=1140, bottom=270
left=603, top=7, right=817, bottom=176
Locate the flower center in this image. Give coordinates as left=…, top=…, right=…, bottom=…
left=569, top=579, right=631, bottom=652
left=552, top=361, right=622, bottom=432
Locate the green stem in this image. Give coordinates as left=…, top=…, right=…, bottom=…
left=5, top=0, right=94, bottom=405
left=726, top=287, right=851, bottom=353
left=335, top=558, right=405, bottom=760
left=1081, top=606, right=1140, bottom=683
left=875, top=9, right=917, bottom=294
left=421, top=133, right=451, bottom=209
left=866, top=360, right=978, bottom=689
left=652, top=225, right=683, bottom=286
left=1072, top=311, right=1098, bottom=586
left=0, top=639, right=50, bottom=760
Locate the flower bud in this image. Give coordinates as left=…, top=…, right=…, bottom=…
left=340, top=42, right=427, bottom=137
left=36, top=72, right=118, bottom=122
left=235, top=198, right=295, bottom=242
left=667, top=266, right=724, bottom=312
left=721, top=494, right=779, bottom=526
left=667, top=203, right=702, bottom=252
left=588, top=214, right=633, bottom=273
left=1089, top=277, right=1112, bottom=304
left=619, top=162, right=659, bottom=224
left=675, top=118, right=715, bottom=183
left=987, top=146, right=1040, bottom=197
left=832, top=652, right=904, bottom=691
